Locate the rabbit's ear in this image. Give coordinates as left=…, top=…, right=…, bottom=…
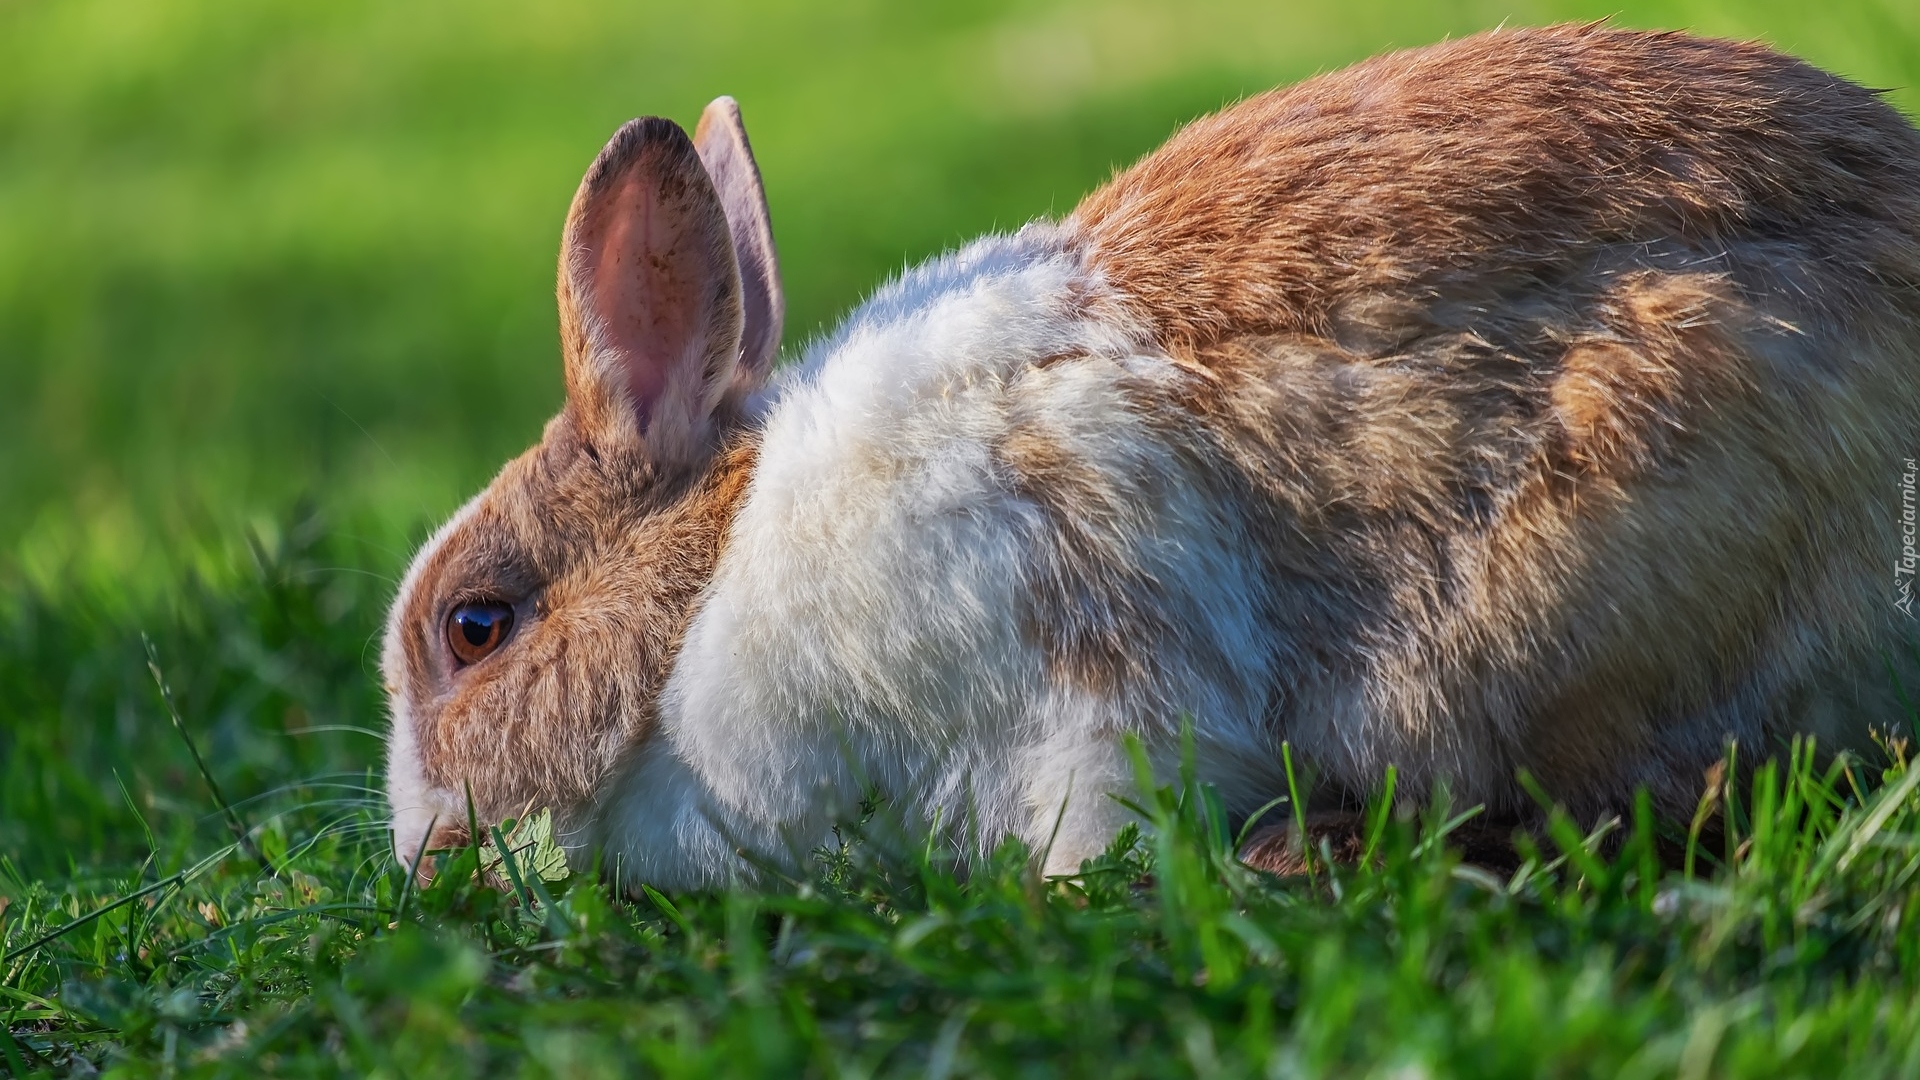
left=558, top=117, right=744, bottom=465
left=694, top=96, right=785, bottom=399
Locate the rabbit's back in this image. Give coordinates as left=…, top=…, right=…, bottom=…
left=1061, top=24, right=1920, bottom=814
left=1075, top=23, right=1920, bottom=349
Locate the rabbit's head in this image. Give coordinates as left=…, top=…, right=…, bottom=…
left=382, top=99, right=782, bottom=871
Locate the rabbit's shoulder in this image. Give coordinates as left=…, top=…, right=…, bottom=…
left=663, top=225, right=1273, bottom=768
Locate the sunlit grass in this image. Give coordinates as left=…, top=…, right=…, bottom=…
left=7, top=641, right=1920, bottom=1075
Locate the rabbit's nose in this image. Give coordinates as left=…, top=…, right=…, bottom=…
left=397, top=820, right=471, bottom=884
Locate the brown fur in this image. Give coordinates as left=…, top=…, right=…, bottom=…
left=394, top=425, right=757, bottom=838
left=1001, top=413, right=1183, bottom=701
left=1237, top=813, right=1529, bottom=877
left=1076, top=25, right=1920, bottom=351
left=1066, top=23, right=1920, bottom=820
left=998, top=354, right=1262, bottom=718
left=387, top=109, right=776, bottom=855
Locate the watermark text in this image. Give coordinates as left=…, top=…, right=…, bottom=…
left=1899, top=457, right=1916, bottom=617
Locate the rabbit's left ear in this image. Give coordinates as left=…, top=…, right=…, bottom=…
left=695, top=97, right=785, bottom=400
left=558, top=116, right=743, bottom=467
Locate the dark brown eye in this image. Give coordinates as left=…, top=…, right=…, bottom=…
left=447, top=601, right=515, bottom=666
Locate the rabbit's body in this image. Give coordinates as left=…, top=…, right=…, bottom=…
left=385, top=25, right=1920, bottom=889
left=601, top=227, right=1286, bottom=880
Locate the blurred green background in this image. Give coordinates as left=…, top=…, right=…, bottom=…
left=0, top=0, right=1917, bottom=872
left=4, top=0, right=1918, bottom=588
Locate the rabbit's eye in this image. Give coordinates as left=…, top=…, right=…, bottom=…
left=447, top=601, right=515, bottom=666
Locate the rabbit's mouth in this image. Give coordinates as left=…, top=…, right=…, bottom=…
left=391, top=795, right=578, bottom=889
left=389, top=793, right=464, bottom=883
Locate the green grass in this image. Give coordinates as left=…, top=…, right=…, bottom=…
left=6, top=0, right=1920, bottom=1074
left=7, top=551, right=1920, bottom=1077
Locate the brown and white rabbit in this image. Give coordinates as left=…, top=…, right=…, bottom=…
left=384, top=24, right=1920, bottom=888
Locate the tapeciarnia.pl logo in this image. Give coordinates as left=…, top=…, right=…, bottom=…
left=1899, top=457, right=1916, bottom=618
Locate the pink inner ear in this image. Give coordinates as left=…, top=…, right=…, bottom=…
left=585, top=171, right=708, bottom=423
left=560, top=115, right=742, bottom=452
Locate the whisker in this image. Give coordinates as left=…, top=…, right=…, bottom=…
left=277, top=814, right=390, bottom=866
left=276, top=566, right=401, bottom=588
left=285, top=725, right=385, bottom=739
left=223, top=783, right=386, bottom=812
left=347, top=849, right=395, bottom=887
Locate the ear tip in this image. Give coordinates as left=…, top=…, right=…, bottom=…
left=609, top=115, right=692, bottom=148
left=585, top=116, right=698, bottom=194
left=696, top=96, right=748, bottom=145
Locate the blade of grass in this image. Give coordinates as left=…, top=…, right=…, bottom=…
left=143, top=635, right=271, bottom=874
left=642, top=885, right=696, bottom=941
left=1281, top=742, right=1315, bottom=886
left=1836, top=754, right=1920, bottom=873
left=489, top=824, right=536, bottom=913
left=164, top=904, right=388, bottom=962
left=2, top=871, right=185, bottom=965
left=1038, top=773, right=1075, bottom=879
left=1516, top=771, right=1610, bottom=887
left=1409, top=804, right=1487, bottom=864
left=518, top=860, right=571, bottom=941
left=1361, top=765, right=1399, bottom=868
left=1685, top=762, right=1726, bottom=882
left=1, top=1023, right=32, bottom=1077
left=1633, top=788, right=1658, bottom=911
left=112, top=770, right=158, bottom=860
left=464, top=780, right=483, bottom=886
left=1232, top=794, right=1292, bottom=853
left=1723, top=741, right=1743, bottom=868
left=391, top=815, right=436, bottom=929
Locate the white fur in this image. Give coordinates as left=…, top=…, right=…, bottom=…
left=593, top=225, right=1287, bottom=888
left=385, top=492, right=488, bottom=868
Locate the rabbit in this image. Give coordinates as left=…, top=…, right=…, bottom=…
left=384, top=23, right=1920, bottom=890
